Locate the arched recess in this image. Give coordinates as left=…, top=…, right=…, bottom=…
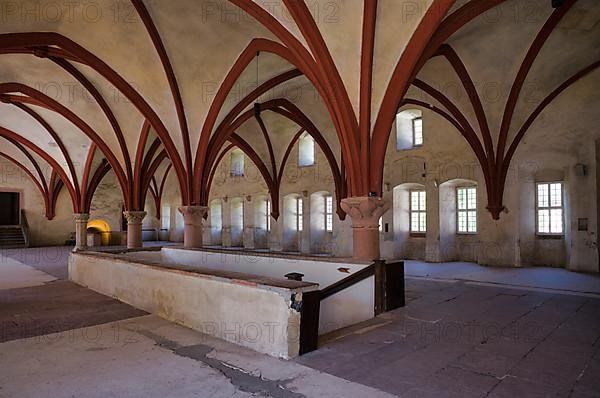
left=282, top=193, right=303, bottom=252
left=309, top=191, right=335, bottom=255
left=0, top=32, right=189, bottom=204
left=229, top=197, right=244, bottom=247
left=86, top=219, right=111, bottom=246
left=253, top=194, right=271, bottom=250
left=439, top=179, right=479, bottom=263
left=209, top=198, right=223, bottom=246
left=392, top=183, right=427, bottom=261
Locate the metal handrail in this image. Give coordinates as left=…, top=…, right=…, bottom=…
left=20, top=209, right=30, bottom=247
left=319, top=264, right=375, bottom=301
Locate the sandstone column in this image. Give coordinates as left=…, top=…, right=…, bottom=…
left=123, top=211, right=146, bottom=249
left=340, top=197, right=390, bottom=261
left=178, top=206, right=209, bottom=249
left=73, top=213, right=90, bottom=251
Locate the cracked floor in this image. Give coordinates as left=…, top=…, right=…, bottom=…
left=1, top=247, right=599, bottom=397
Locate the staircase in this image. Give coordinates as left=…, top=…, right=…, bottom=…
left=0, top=227, right=27, bottom=248
left=0, top=211, right=30, bottom=249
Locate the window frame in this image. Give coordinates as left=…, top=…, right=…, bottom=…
left=412, top=117, right=423, bottom=147
left=160, top=205, right=170, bottom=230
left=456, top=186, right=477, bottom=235
left=266, top=200, right=271, bottom=232
left=325, top=195, right=334, bottom=232
left=409, top=189, right=427, bottom=235
left=535, top=181, right=564, bottom=237
left=296, top=197, right=303, bottom=232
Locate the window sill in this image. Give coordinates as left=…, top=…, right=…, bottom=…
left=409, top=232, right=426, bottom=238
left=298, top=164, right=316, bottom=168
left=536, top=234, right=564, bottom=240
left=396, top=146, right=422, bottom=152
left=457, top=232, right=477, bottom=236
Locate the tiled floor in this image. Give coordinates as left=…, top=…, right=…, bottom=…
left=1, top=246, right=599, bottom=397
left=297, top=277, right=600, bottom=397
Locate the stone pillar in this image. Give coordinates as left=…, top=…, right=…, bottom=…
left=178, top=206, right=208, bottom=249
left=73, top=213, right=90, bottom=251
left=123, top=211, right=146, bottom=249
left=425, top=181, right=441, bottom=262
left=340, top=197, right=390, bottom=261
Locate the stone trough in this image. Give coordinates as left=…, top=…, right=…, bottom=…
left=69, top=248, right=379, bottom=359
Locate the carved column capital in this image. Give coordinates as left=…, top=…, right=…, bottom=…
left=178, top=206, right=208, bottom=225
left=340, top=196, right=390, bottom=230
left=123, top=211, right=147, bottom=224
left=73, top=213, right=90, bottom=223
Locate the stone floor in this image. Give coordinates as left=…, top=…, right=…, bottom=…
left=1, top=246, right=599, bottom=397
left=298, top=278, right=600, bottom=397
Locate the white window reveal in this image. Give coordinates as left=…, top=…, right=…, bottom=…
left=396, top=109, right=423, bottom=150
left=298, top=133, right=315, bottom=167
left=230, top=149, right=244, bottom=177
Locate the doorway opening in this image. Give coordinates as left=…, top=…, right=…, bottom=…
left=0, top=192, right=20, bottom=225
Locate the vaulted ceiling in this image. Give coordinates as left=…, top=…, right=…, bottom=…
left=0, top=0, right=597, bottom=220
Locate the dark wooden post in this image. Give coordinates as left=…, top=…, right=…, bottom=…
left=299, top=290, right=320, bottom=355
left=374, top=259, right=405, bottom=315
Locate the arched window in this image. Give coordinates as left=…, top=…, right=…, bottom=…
left=396, top=109, right=423, bottom=150
left=230, top=149, right=244, bottom=177
left=298, top=133, right=315, bottom=167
